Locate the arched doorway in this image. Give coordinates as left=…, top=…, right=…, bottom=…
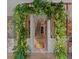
left=25, top=15, right=55, bottom=53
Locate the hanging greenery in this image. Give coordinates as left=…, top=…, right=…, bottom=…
left=13, top=0, right=67, bottom=59
left=54, top=2, right=67, bottom=59
left=13, top=4, right=31, bottom=59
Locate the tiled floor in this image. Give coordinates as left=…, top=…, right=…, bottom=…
left=8, top=53, right=72, bottom=59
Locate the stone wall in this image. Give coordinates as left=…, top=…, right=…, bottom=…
left=7, top=16, right=15, bottom=53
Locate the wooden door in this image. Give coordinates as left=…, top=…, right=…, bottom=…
left=35, top=20, right=47, bottom=48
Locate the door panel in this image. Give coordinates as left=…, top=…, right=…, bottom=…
left=34, top=20, right=47, bottom=49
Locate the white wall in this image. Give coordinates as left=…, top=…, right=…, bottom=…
left=7, top=0, right=33, bottom=16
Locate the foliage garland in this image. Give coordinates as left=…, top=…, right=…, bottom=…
left=54, top=3, right=67, bottom=59
left=13, top=0, right=67, bottom=59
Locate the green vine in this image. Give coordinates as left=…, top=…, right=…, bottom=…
left=54, top=2, right=67, bottom=59
left=13, top=4, right=31, bottom=59
left=13, top=0, right=67, bottom=59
